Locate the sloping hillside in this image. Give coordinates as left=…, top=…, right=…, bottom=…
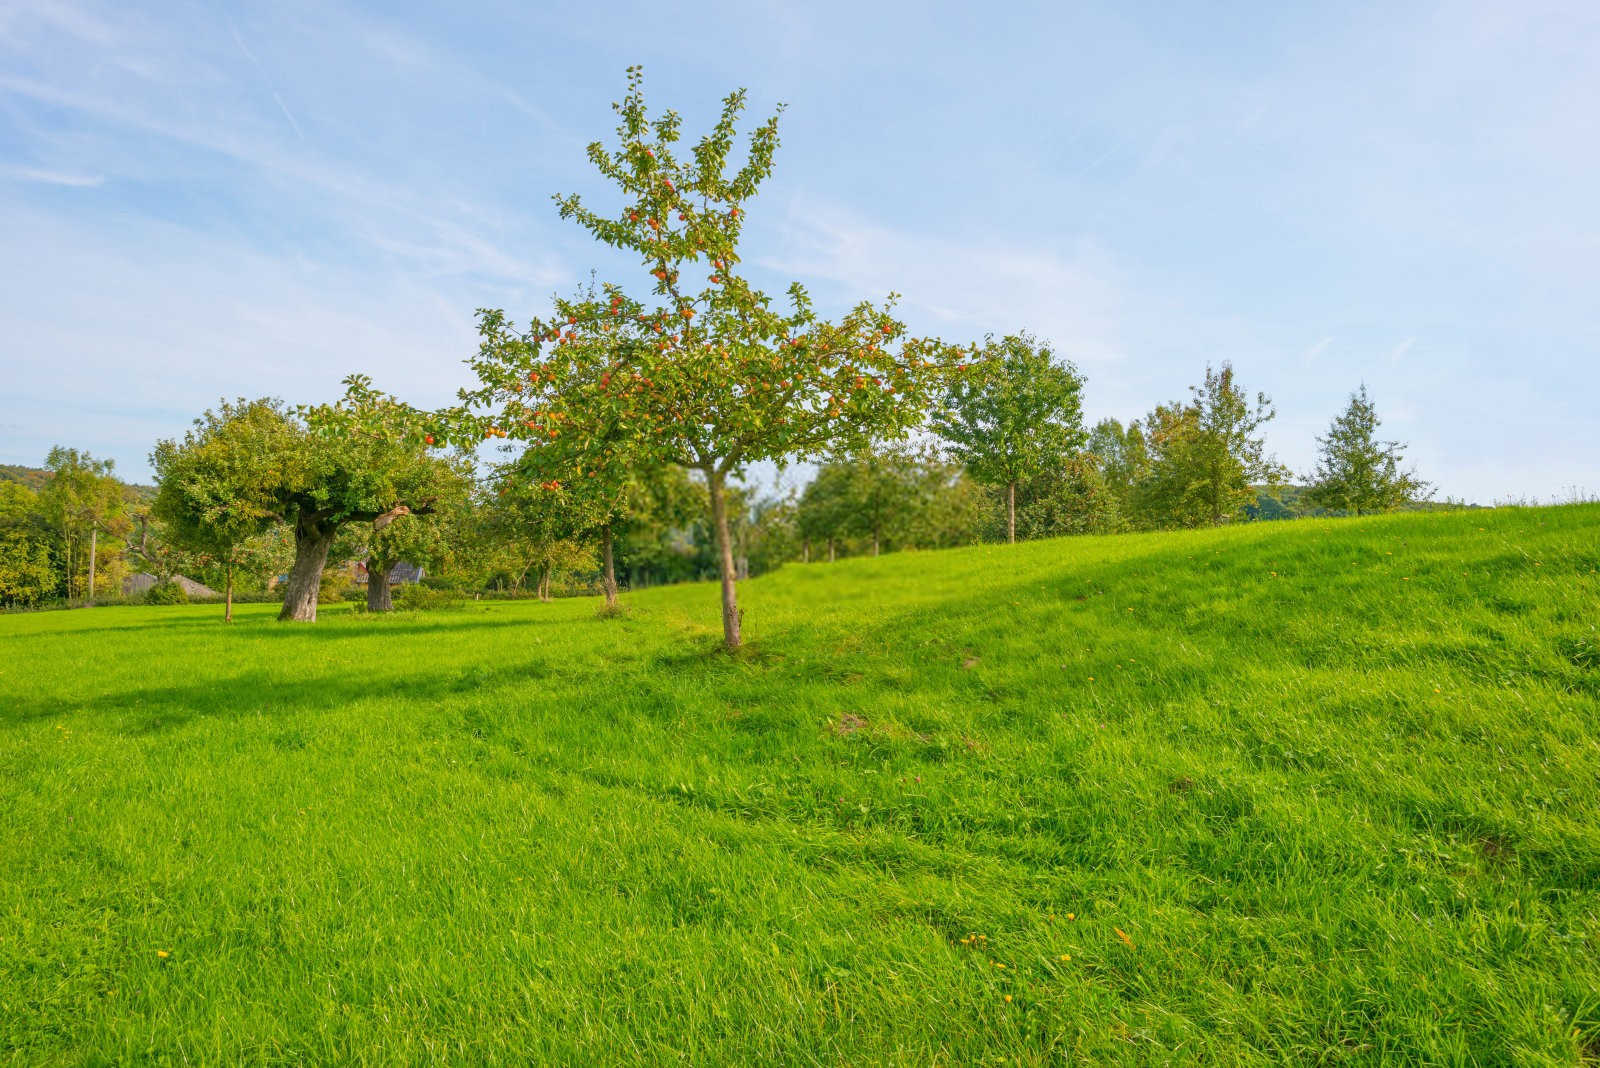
left=2, top=504, right=1597, bottom=1062
left=0, top=464, right=50, bottom=491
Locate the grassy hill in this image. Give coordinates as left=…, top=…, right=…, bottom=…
left=3, top=504, right=1597, bottom=1063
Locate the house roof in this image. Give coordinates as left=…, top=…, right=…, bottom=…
left=123, top=573, right=222, bottom=598
left=389, top=562, right=425, bottom=584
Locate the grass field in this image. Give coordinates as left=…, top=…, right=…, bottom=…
left=3, top=505, right=1598, bottom=1064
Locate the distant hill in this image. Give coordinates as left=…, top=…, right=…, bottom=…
left=0, top=465, right=50, bottom=491
left=0, top=464, right=154, bottom=501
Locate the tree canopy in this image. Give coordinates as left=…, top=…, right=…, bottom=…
left=1303, top=385, right=1431, bottom=514
left=1135, top=363, right=1287, bottom=528
left=458, top=69, right=969, bottom=647
left=932, top=332, right=1086, bottom=542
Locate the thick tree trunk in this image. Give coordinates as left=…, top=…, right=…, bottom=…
left=366, top=559, right=394, bottom=612
left=86, top=525, right=97, bottom=605
left=601, top=527, right=618, bottom=608
left=872, top=528, right=880, bottom=557
left=538, top=566, right=551, bottom=602
left=707, top=468, right=741, bottom=649
left=802, top=540, right=810, bottom=564
left=1007, top=481, right=1017, bottom=544
left=828, top=538, right=835, bottom=563
left=278, top=514, right=337, bottom=622
left=224, top=563, right=234, bottom=624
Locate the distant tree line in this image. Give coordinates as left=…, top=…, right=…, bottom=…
left=1, top=352, right=1432, bottom=615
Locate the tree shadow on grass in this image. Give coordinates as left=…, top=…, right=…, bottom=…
left=0, top=613, right=562, bottom=642
left=2, top=656, right=556, bottom=732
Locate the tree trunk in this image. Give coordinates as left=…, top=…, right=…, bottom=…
left=86, top=525, right=97, bottom=604
left=872, top=528, right=880, bottom=557
left=1007, top=481, right=1017, bottom=544
left=802, top=540, right=810, bottom=564
left=538, top=566, right=551, bottom=602
left=828, top=538, right=835, bottom=563
left=706, top=468, right=741, bottom=649
left=601, top=527, right=618, bottom=608
left=224, top=562, right=234, bottom=623
left=278, top=513, right=337, bottom=622
left=366, top=558, right=394, bottom=612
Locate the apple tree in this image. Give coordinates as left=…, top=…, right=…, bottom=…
left=478, top=463, right=599, bottom=601
left=358, top=451, right=473, bottom=612
left=150, top=399, right=298, bottom=621
left=283, top=375, right=461, bottom=621
left=461, top=69, right=971, bottom=648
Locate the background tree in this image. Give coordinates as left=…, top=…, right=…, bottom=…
left=838, top=444, right=920, bottom=557
left=1135, top=363, right=1287, bottom=528
left=480, top=466, right=600, bottom=602
left=740, top=489, right=800, bottom=577
left=1086, top=418, right=1149, bottom=527
left=613, top=465, right=703, bottom=588
left=932, top=332, right=1086, bottom=543
left=903, top=457, right=988, bottom=550
left=357, top=453, right=473, bottom=612
left=39, top=447, right=129, bottom=602
left=0, top=481, right=56, bottom=607
left=459, top=69, right=967, bottom=649
left=151, top=399, right=294, bottom=621
left=0, top=533, right=54, bottom=608
left=1009, top=454, right=1123, bottom=540
left=1303, top=385, right=1431, bottom=514
left=796, top=462, right=855, bottom=562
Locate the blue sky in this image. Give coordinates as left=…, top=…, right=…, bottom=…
left=1, top=0, right=1596, bottom=502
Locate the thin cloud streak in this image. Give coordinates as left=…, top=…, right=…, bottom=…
left=761, top=196, right=1128, bottom=366
left=0, top=164, right=104, bottom=186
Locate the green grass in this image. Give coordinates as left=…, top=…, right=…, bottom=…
left=4, top=505, right=1599, bottom=1064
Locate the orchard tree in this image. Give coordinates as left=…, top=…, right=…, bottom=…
left=459, top=69, right=970, bottom=649
left=932, top=332, right=1086, bottom=543
left=1136, top=363, right=1288, bottom=527
left=480, top=465, right=601, bottom=602
left=158, top=383, right=448, bottom=622
left=796, top=461, right=855, bottom=562
left=281, top=376, right=450, bottom=621
left=1303, top=385, right=1431, bottom=514
left=358, top=454, right=472, bottom=612
left=151, top=399, right=295, bottom=621
left=837, top=444, right=920, bottom=557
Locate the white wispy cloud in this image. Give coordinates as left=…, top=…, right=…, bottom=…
left=0, top=163, right=103, bottom=186
left=270, top=91, right=304, bottom=139
left=760, top=195, right=1128, bottom=364
left=1300, top=336, right=1333, bottom=366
